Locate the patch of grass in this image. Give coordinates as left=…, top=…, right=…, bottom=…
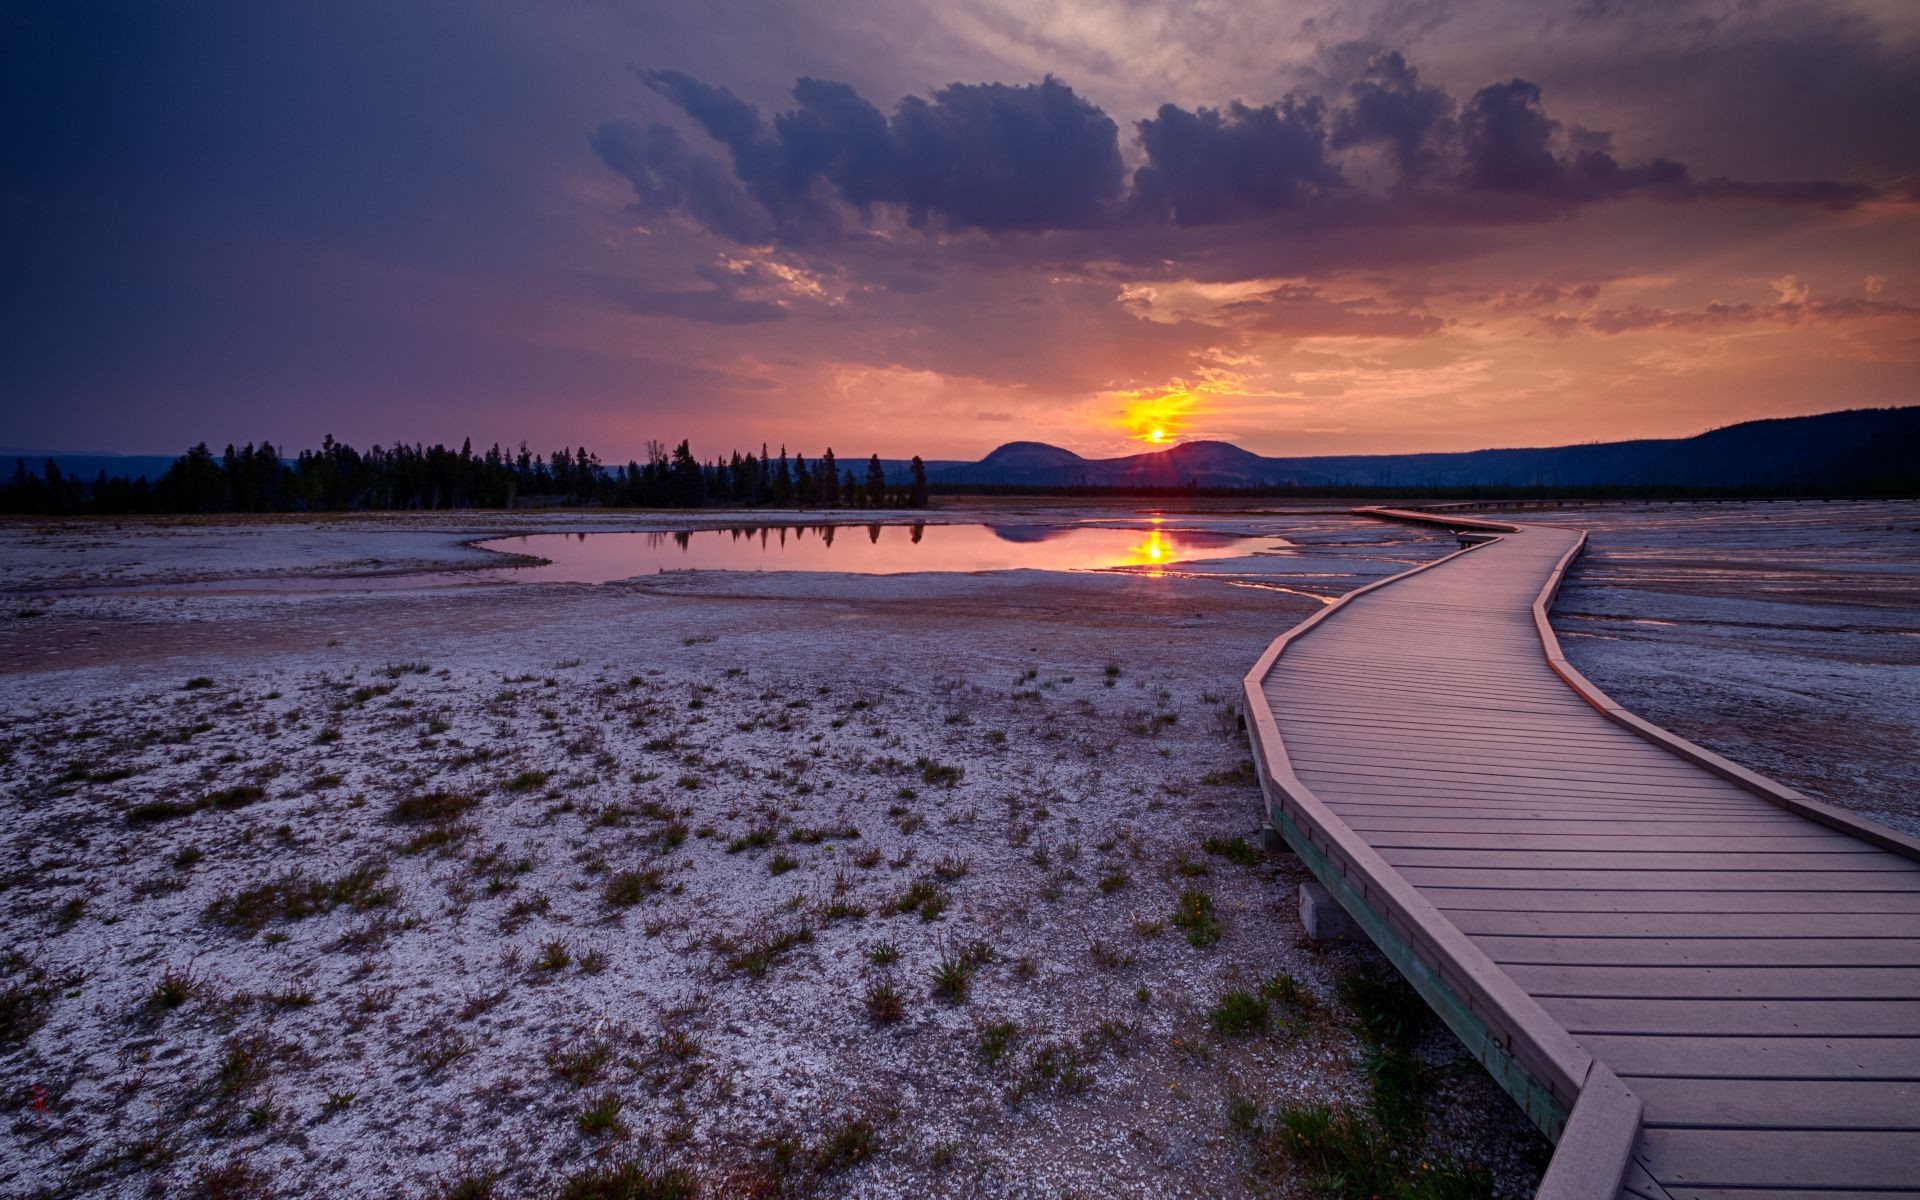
left=389, top=790, right=475, bottom=824
left=184, top=677, right=215, bottom=690
left=556, top=1159, right=696, bottom=1200
left=888, top=878, right=948, bottom=921
left=603, top=866, right=665, bottom=908
left=1202, top=834, right=1260, bottom=866
left=575, top=1092, right=626, bottom=1138
left=1170, top=887, right=1223, bottom=948
left=533, top=940, right=572, bottom=973
left=125, top=800, right=199, bottom=825
left=189, top=1159, right=274, bottom=1200
left=1005, top=1039, right=1093, bottom=1106
left=725, top=923, right=814, bottom=976
left=914, top=756, right=963, bottom=788
left=425, top=1170, right=496, bottom=1200
left=504, top=769, right=551, bottom=793
left=726, top=823, right=778, bottom=853
left=1, top=973, right=53, bottom=1045
left=768, top=852, right=799, bottom=876
left=214, top=1033, right=278, bottom=1097
left=816, top=1113, right=878, bottom=1173
left=548, top=1039, right=613, bottom=1087
left=1210, top=988, right=1269, bottom=1036
left=1268, top=1101, right=1495, bottom=1199
left=151, top=967, right=197, bottom=1010
left=200, top=785, right=266, bottom=812
left=977, top=1019, right=1020, bottom=1067
left=411, top=1030, right=476, bottom=1075
left=1339, top=969, right=1429, bottom=1136
left=863, top=979, right=905, bottom=1024
left=203, top=863, right=395, bottom=934
left=931, top=950, right=974, bottom=1003
left=867, top=941, right=898, bottom=966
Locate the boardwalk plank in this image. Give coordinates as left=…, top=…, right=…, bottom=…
left=1637, top=1129, right=1920, bottom=1188
left=1541, top=997, right=1920, bottom=1037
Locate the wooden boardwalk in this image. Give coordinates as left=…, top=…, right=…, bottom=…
left=1242, top=508, right=1920, bottom=1199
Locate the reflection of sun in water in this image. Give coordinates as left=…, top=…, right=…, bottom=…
left=1131, top=529, right=1170, bottom=575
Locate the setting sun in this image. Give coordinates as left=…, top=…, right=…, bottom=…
left=1150, top=428, right=1166, bottom=443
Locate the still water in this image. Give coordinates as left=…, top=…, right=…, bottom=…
left=478, top=523, right=1281, bottom=583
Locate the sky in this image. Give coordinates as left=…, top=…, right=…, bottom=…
left=3, top=0, right=1917, bottom=460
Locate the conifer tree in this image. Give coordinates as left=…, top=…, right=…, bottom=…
left=909, top=456, right=929, bottom=507
left=819, top=448, right=838, bottom=505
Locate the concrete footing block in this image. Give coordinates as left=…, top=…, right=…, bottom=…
left=1298, top=881, right=1358, bottom=942
left=1259, top=823, right=1286, bottom=854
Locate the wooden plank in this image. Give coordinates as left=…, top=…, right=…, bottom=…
left=1344, top=817, right=1814, bottom=835
left=1637, top=1128, right=1920, bottom=1188
left=1452, top=910, right=1920, bottom=939
left=1292, top=759, right=1746, bottom=796
left=1321, top=788, right=1764, bottom=813
left=1627, top=1077, right=1919, bottom=1130
left=1397, top=867, right=1920, bottom=891
left=1542, top=997, right=1920, bottom=1037
left=1429, top=889, right=1920, bottom=915
left=1473, top=935, right=1920, bottom=967
left=1507, top=964, right=1920, bottom=1000
left=1371, top=832, right=1878, bottom=853
left=1284, top=748, right=1724, bottom=786
left=1386, top=849, right=1915, bottom=873
left=1270, top=697, right=1655, bottom=737
left=1333, top=807, right=1787, bottom=825
left=1665, top=1190, right=1912, bottom=1200
left=1301, top=770, right=1754, bottom=802
left=1583, top=1035, right=1920, bottom=1080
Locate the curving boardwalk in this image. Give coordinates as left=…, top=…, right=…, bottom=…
left=1242, top=508, right=1920, bottom=1199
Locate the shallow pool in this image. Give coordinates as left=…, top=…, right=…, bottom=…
left=477, top=523, right=1283, bottom=582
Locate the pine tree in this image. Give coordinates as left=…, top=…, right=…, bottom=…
left=865, top=454, right=887, bottom=508
left=909, top=456, right=929, bottom=507
left=670, top=440, right=702, bottom=506
left=772, top=446, right=793, bottom=505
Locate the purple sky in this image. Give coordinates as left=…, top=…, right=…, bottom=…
left=4, top=0, right=1917, bottom=459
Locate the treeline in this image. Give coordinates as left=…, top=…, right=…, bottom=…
left=1, top=437, right=932, bottom=515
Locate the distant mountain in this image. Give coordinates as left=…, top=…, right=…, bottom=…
left=927, top=407, right=1920, bottom=492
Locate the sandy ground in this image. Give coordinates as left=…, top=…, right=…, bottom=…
left=0, top=505, right=1554, bottom=1200
left=1535, top=500, right=1920, bottom=836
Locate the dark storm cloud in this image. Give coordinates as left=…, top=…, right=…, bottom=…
left=1329, top=51, right=1455, bottom=183
left=597, top=56, right=1897, bottom=247
left=594, top=72, right=1124, bottom=241
left=1131, top=98, right=1342, bottom=224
